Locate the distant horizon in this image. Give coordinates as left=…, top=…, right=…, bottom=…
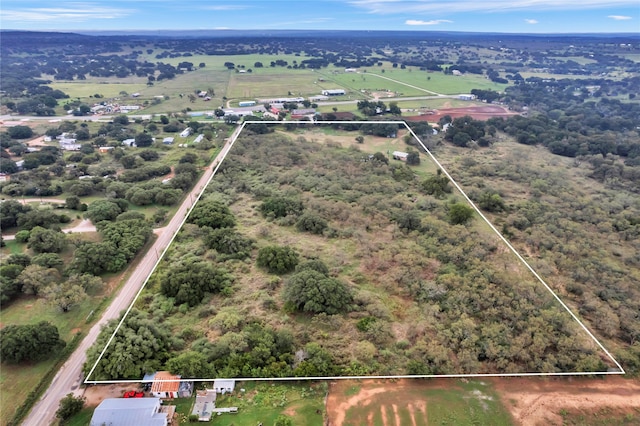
left=2, top=28, right=639, bottom=37
left=1, top=0, right=638, bottom=34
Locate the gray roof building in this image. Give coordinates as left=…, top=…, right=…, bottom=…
left=90, top=398, right=168, bottom=426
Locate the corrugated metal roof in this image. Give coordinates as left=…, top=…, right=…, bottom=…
left=90, top=398, right=167, bottom=426
left=151, top=371, right=180, bottom=393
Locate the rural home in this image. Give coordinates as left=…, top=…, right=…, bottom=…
left=150, top=371, right=193, bottom=399
left=90, top=397, right=171, bottom=426
left=458, top=94, right=476, bottom=101
left=393, top=151, right=409, bottom=161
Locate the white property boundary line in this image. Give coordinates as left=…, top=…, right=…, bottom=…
left=85, top=120, right=623, bottom=384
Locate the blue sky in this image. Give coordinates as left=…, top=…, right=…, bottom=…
left=1, top=0, right=639, bottom=33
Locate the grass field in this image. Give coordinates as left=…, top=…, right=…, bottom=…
left=0, top=295, right=96, bottom=424
left=315, top=66, right=508, bottom=96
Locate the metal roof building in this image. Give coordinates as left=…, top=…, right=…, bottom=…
left=90, top=398, right=168, bottom=426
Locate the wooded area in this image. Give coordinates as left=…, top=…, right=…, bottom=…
left=86, top=124, right=637, bottom=380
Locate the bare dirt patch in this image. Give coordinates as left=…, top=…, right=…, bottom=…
left=327, top=379, right=443, bottom=426
left=405, top=105, right=518, bottom=123
left=83, top=383, right=142, bottom=407
left=490, top=376, right=640, bottom=426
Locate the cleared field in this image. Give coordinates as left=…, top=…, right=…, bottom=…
left=316, top=67, right=508, bottom=96
left=327, top=379, right=512, bottom=426
left=48, top=81, right=148, bottom=100
left=227, top=70, right=321, bottom=99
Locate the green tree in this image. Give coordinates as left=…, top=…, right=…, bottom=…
left=478, top=191, right=506, bottom=212
left=166, top=351, right=213, bottom=378
left=31, top=253, right=64, bottom=269
left=41, top=280, right=88, bottom=312
left=27, top=226, right=66, bottom=253
left=86, top=200, right=123, bottom=223
left=135, top=132, right=154, bottom=147
left=205, top=228, right=254, bottom=259
left=260, top=197, right=304, bottom=219
left=406, top=151, right=420, bottom=166
left=421, top=170, right=452, bottom=198
left=283, top=269, right=352, bottom=314
left=187, top=200, right=236, bottom=229
left=296, top=213, right=328, bottom=234
left=0, top=321, right=65, bottom=363
left=83, top=309, right=172, bottom=380
left=65, top=195, right=82, bottom=210
left=447, top=202, right=475, bottom=225
left=160, top=261, right=233, bottom=306
left=56, top=394, right=85, bottom=422
left=257, top=246, right=299, bottom=274
left=0, top=200, right=30, bottom=228
left=7, top=125, right=34, bottom=139
left=17, top=264, right=60, bottom=296
left=397, top=211, right=422, bottom=231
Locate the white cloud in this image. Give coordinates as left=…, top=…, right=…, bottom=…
left=406, top=19, right=453, bottom=25
left=525, top=19, right=539, bottom=24
left=608, top=14, right=632, bottom=20
left=349, top=0, right=639, bottom=14
left=0, top=3, right=132, bottom=22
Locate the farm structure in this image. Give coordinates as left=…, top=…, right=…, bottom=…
left=90, top=397, right=171, bottom=426
left=321, top=89, right=346, bottom=96
left=238, top=101, right=256, bottom=107
left=149, top=371, right=193, bottom=399
left=392, top=151, right=409, bottom=161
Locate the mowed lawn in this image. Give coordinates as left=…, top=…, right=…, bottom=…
left=332, top=380, right=513, bottom=426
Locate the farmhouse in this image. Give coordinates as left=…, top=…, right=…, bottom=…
left=458, top=94, right=476, bottom=101
left=150, top=371, right=193, bottom=399
left=393, top=151, right=409, bottom=161
left=321, top=89, right=346, bottom=96
left=90, top=398, right=170, bottom=426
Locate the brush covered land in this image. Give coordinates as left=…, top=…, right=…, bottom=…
left=85, top=122, right=637, bottom=381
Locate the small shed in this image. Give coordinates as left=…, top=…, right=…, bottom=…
left=122, top=138, right=136, bottom=147
left=163, top=137, right=174, bottom=145
left=150, top=371, right=193, bottom=399
left=180, top=128, right=192, bottom=138
left=212, top=379, right=235, bottom=394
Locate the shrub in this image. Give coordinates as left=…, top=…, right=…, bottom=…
left=256, top=245, right=299, bottom=274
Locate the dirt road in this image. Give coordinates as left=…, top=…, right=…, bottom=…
left=21, top=125, right=241, bottom=426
